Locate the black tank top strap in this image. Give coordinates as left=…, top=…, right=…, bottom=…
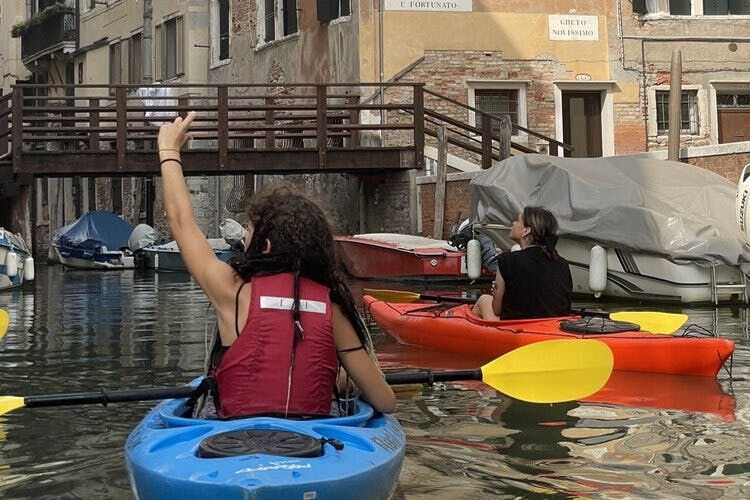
left=235, top=281, right=248, bottom=337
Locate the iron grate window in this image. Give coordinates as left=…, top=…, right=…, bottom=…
left=475, top=89, right=518, bottom=134
left=717, top=93, right=750, bottom=108
left=656, top=90, right=699, bottom=135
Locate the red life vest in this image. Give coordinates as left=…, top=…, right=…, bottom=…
left=214, top=272, right=338, bottom=418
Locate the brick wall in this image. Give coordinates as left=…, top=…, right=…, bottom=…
left=418, top=177, right=473, bottom=239
left=686, top=152, right=750, bottom=184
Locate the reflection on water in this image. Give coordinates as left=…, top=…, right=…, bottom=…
left=0, top=269, right=748, bottom=498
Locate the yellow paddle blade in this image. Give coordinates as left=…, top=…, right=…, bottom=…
left=0, top=397, right=25, bottom=416
left=480, top=339, right=613, bottom=403
left=610, top=311, right=688, bottom=335
left=363, top=289, right=421, bottom=303
left=0, top=309, right=8, bottom=340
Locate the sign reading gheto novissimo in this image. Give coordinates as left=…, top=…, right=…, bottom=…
left=384, top=0, right=472, bottom=12
left=548, top=15, right=599, bottom=41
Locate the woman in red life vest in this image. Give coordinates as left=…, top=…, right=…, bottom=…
left=158, top=112, right=396, bottom=418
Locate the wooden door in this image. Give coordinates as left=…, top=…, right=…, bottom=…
left=563, top=92, right=603, bottom=158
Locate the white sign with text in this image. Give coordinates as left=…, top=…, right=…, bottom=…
left=384, top=0, right=472, bottom=12
left=548, top=15, right=599, bottom=41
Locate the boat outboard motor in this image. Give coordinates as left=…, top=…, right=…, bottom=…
left=220, top=218, right=247, bottom=250
left=128, top=224, right=158, bottom=268
left=736, top=163, right=750, bottom=243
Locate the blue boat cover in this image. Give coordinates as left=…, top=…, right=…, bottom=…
left=57, top=211, right=134, bottom=252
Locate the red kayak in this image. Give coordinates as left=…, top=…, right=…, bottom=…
left=375, top=340, right=735, bottom=421
left=364, top=296, right=735, bottom=377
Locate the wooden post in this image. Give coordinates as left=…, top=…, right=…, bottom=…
left=667, top=49, right=682, bottom=162
left=347, top=94, right=360, bottom=148
left=316, top=85, right=327, bottom=169
left=498, top=114, right=511, bottom=161
left=89, top=98, right=100, bottom=151
left=481, top=114, right=492, bottom=170
left=11, top=87, right=22, bottom=173
left=413, top=84, right=425, bottom=169
left=433, top=124, right=447, bottom=239
left=115, top=87, right=127, bottom=171
left=265, top=97, right=275, bottom=148
left=0, top=98, right=9, bottom=157
left=217, top=85, right=228, bottom=169
left=549, top=142, right=559, bottom=157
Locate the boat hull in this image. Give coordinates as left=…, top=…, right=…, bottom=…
left=0, top=231, right=30, bottom=290
left=125, top=391, right=405, bottom=500
left=50, top=245, right=134, bottom=269
left=364, top=296, right=734, bottom=377
left=480, top=226, right=748, bottom=304
left=142, top=247, right=233, bottom=271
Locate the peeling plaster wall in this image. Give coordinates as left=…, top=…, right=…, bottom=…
left=209, top=0, right=363, bottom=234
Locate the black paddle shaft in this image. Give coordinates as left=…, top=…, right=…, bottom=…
left=22, top=370, right=486, bottom=409
left=385, top=369, right=482, bottom=385
left=419, top=294, right=475, bottom=304
left=24, top=386, right=195, bottom=408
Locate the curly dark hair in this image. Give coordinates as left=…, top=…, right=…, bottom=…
left=230, top=185, right=372, bottom=351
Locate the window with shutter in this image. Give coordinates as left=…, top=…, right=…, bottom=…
left=219, top=0, right=230, bottom=60
left=265, top=0, right=275, bottom=42
left=154, top=24, right=162, bottom=81
left=176, top=16, right=185, bottom=76
left=283, top=0, right=297, bottom=36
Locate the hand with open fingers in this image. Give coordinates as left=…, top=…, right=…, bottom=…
left=158, top=111, right=196, bottom=152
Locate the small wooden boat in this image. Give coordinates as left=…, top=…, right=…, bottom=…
left=335, top=233, right=491, bottom=281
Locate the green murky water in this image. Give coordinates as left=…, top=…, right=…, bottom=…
left=0, top=267, right=748, bottom=498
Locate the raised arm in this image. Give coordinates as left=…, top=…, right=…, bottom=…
left=332, top=304, right=396, bottom=413
left=158, top=112, right=240, bottom=308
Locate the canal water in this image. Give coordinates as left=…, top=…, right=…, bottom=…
left=0, top=266, right=748, bottom=498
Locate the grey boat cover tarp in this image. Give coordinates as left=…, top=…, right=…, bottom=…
left=470, top=154, right=750, bottom=267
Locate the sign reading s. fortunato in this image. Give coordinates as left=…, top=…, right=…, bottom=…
left=384, top=0, right=472, bottom=12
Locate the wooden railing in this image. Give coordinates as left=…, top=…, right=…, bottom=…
left=8, top=83, right=423, bottom=175
left=420, top=88, right=573, bottom=168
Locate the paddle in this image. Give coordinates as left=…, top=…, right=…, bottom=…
left=0, top=309, right=8, bottom=340
left=0, top=339, right=613, bottom=415
left=365, top=289, right=689, bottom=334
left=609, top=311, right=688, bottom=335
left=364, top=289, right=474, bottom=304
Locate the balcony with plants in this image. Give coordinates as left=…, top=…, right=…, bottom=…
left=11, top=2, right=78, bottom=65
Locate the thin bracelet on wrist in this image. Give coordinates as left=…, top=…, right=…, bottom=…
left=160, top=158, right=183, bottom=167
left=159, top=148, right=181, bottom=154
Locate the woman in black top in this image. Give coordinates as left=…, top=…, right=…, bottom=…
left=472, top=206, right=572, bottom=320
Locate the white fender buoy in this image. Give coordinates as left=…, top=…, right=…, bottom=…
left=5, top=250, right=18, bottom=278
left=466, top=239, right=482, bottom=279
left=23, top=256, right=35, bottom=281
left=588, top=245, right=607, bottom=298
left=736, top=163, right=750, bottom=243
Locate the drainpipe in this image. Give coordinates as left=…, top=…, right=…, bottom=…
left=378, top=0, right=385, bottom=127
left=143, top=0, right=153, bottom=84
left=143, top=0, right=154, bottom=226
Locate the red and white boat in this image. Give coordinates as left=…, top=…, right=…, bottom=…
left=335, top=233, right=491, bottom=281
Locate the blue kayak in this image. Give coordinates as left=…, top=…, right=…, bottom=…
left=125, top=389, right=405, bottom=499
